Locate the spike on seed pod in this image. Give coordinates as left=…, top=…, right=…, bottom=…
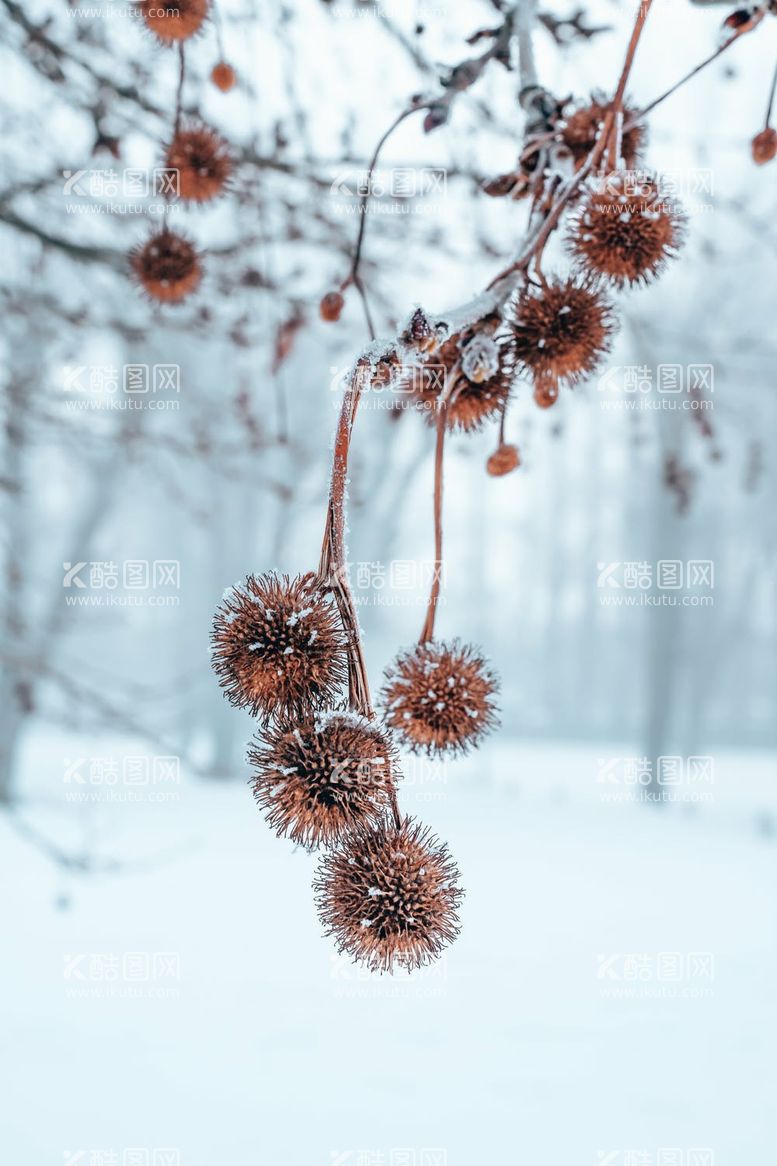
left=165, top=124, right=231, bottom=204
left=211, top=572, right=348, bottom=721
left=211, top=61, right=237, bottom=92
left=503, top=276, right=616, bottom=393
left=136, top=0, right=209, bottom=44
left=381, top=640, right=499, bottom=757
left=320, top=291, right=345, bottom=322
left=752, top=127, right=777, bottom=165
left=249, top=713, right=396, bottom=849
left=130, top=229, right=202, bottom=303
left=487, top=444, right=520, bottom=476
left=314, top=815, right=464, bottom=972
left=567, top=173, right=686, bottom=287
left=559, top=96, right=645, bottom=172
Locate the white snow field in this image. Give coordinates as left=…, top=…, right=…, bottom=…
left=2, top=731, right=776, bottom=1165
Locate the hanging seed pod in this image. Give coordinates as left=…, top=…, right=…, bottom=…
left=315, top=815, right=463, bottom=972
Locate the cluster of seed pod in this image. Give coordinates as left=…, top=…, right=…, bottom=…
left=130, top=0, right=236, bottom=305
left=210, top=565, right=500, bottom=972
left=388, top=93, right=690, bottom=475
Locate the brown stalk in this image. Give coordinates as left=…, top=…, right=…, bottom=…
left=317, top=361, right=402, bottom=829
left=418, top=364, right=461, bottom=645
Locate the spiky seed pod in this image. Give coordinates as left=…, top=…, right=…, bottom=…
left=249, top=712, right=396, bottom=849
left=130, top=229, right=201, bottom=304
left=320, top=291, right=345, bottom=322
left=752, top=127, right=777, bottom=165
left=486, top=443, right=520, bottom=476
left=314, top=816, right=463, bottom=972
left=559, top=97, right=645, bottom=171
left=567, top=174, right=686, bottom=287
left=211, top=61, right=236, bottom=92
left=136, top=0, right=208, bottom=43
left=381, top=640, right=499, bottom=757
left=405, top=318, right=513, bottom=433
left=211, top=573, right=348, bottom=721
left=503, top=277, right=616, bottom=395
left=165, top=125, right=231, bottom=204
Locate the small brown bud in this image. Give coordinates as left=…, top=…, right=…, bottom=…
left=211, top=61, right=237, bottom=92
left=486, top=443, right=520, bottom=476
left=320, top=291, right=345, bottom=322
left=534, top=381, right=559, bottom=409
left=752, top=127, right=777, bottom=165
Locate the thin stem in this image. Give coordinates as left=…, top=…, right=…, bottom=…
left=343, top=104, right=428, bottom=337
left=174, top=43, right=186, bottom=136
left=765, top=56, right=777, bottom=128
left=626, top=24, right=759, bottom=129
left=419, top=399, right=447, bottom=645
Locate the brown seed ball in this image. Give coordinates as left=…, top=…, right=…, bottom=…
left=381, top=640, right=499, bottom=757
left=130, top=229, right=201, bottom=304
left=559, top=96, right=645, bottom=171
left=136, top=0, right=208, bottom=44
left=211, top=572, right=348, bottom=721
left=405, top=320, right=513, bottom=433
left=752, top=127, right=777, bottom=165
left=249, top=713, right=396, bottom=849
left=487, top=443, right=520, bottom=476
left=567, top=173, right=686, bottom=287
left=314, top=816, right=463, bottom=972
left=165, top=124, right=231, bottom=204
left=320, top=291, right=345, bottom=322
left=211, top=61, right=237, bottom=92
left=503, top=277, right=616, bottom=392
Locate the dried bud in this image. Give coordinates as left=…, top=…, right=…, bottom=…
left=401, top=307, right=437, bottom=351
left=130, top=229, right=202, bottom=304
left=722, top=7, right=762, bottom=35
left=315, top=816, right=464, bottom=972
left=482, top=172, right=520, bottom=198
left=249, top=712, right=396, bottom=849
left=503, top=276, right=616, bottom=393
left=381, top=640, right=499, bottom=757
left=534, top=382, right=559, bottom=408
left=136, top=0, right=209, bottom=44
left=752, top=127, right=777, bottom=165
left=320, top=291, right=345, bottom=322
left=211, top=61, right=237, bottom=92
left=486, top=443, right=520, bottom=476
left=423, top=103, right=449, bottom=134
left=567, top=173, right=686, bottom=287
left=211, top=572, right=348, bottom=721
left=165, top=124, right=231, bottom=204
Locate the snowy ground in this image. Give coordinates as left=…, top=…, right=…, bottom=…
left=2, top=730, right=776, bottom=1166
